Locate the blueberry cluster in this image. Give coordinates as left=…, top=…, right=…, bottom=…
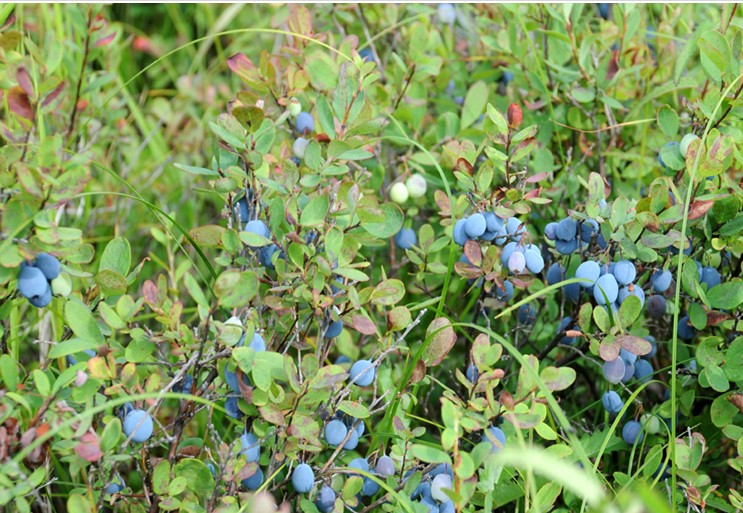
left=544, top=215, right=607, bottom=254
left=17, top=253, right=62, bottom=308
left=453, top=212, right=524, bottom=247
left=602, top=347, right=654, bottom=385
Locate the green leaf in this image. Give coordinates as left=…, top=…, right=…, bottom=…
left=540, top=366, right=576, bottom=392
left=702, top=365, right=729, bottom=392
left=316, top=96, right=335, bottom=136
left=486, top=103, right=508, bottom=137
left=188, top=225, right=225, bottom=248
left=710, top=393, right=738, bottom=428
left=173, top=162, right=219, bottom=176
left=619, top=295, right=642, bottom=328
left=100, top=418, right=122, bottom=452
left=65, top=300, right=103, bottom=345
left=657, top=105, right=679, bottom=137
left=370, top=279, right=405, bottom=306
left=213, top=270, right=259, bottom=308
left=338, top=400, right=370, bottom=419
left=48, top=338, right=98, bottom=359
left=706, top=281, right=742, bottom=310
left=67, top=494, right=95, bottom=513
left=697, top=30, right=730, bottom=85
left=410, top=443, right=452, bottom=464
left=659, top=143, right=685, bottom=170
left=173, top=459, right=215, bottom=499
left=299, top=196, right=329, bottom=227
left=99, top=237, right=131, bottom=276
left=688, top=302, right=707, bottom=330
left=358, top=202, right=403, bottom=238
left=461, top=80, right=489, bottom=129
left=96, top=269, right=127, bottom=296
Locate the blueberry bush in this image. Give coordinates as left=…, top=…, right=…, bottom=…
left=1, top=4, right=742, bottom=513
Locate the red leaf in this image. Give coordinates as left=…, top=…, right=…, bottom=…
left=227, top=53, right=255, bottom=78
left=688, top=200, right=714, bottom=220
left=142, top=280, right=160, bottom=306
left=95, top=32, right=116, bottom=48
left=456, top=157, right=474, bottom=176
left=7, top=86, right=33, bottom=119
left=16, top=67, right=34, bottom=99
left=75, top=432, right=102, bottom=462
left=606, top=49, right=620, bottom=81
left=41, top=81, right=66, bottom=108
left=525, top=172, right=549, bottom=183
left=350, top=314, right=377, bottom=335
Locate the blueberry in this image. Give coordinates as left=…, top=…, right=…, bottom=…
left=359, top=47, right=374, bottom=63
left=555, top=218, right=578, bottom=241
left=634, top=359, right=653, bottom=383
left=34, top=253, right=61, bottom=280
left=362, top=477, right=380, bottom=496
left=240, top=432, right=261, bottom=463
left=324, top=419, right=348, bottom=447
left=123, top=409, right=154, bottom=443
left=612, top=260, right=636, bottom=286
left=464, top=214, right=487, bottom=239
left=453, top=219, right=468, bottom=246
left=18, top=266, right=49, bottom=300
left=593, top=274, right=619, bottom=305
left=225, top=396, right=243, bottom=418
left=602, top=358, right=625, bottom=384
left=350, top=359, right=375, bottom=386
left=622, top=420, right=644, bottom=445
left=295, top=112, right=315, bottom=133
left=326, top=319, right=343, bottom=338
left=544, top=222, right=558, bottom=241
left=465, top=363, right=479, bottom=383
left=241, top=467, right=264, bottom=490
left=501, top=241, right=518, bottom=267
left=524, top=249, right=544, bottom=273
left=291, top=463, right=315, bottom=493
left=617, top=284, right=645, bottom=307
left=677, top=315, right=695, bottom=340
left=395, top=228, right=417, bottom=250
left=494, top=280, right=514, bottom=302
left=431, top=473, right=453, bottom=503
left=508, top=251, right=526, bottom=274
left=376, top=455, right=395, bottom=477
left=602, top=391, right=623, bottom=414
left=343, top=429, right=359, bottom=450
left=555, top=238, right=579, bottom=255
left=259, top=244, right=280, bottom=269
left=28, top=286, right=52, bottom=308
left=575, top=261, right=600, bottom=288
left=546, top=263, right=564, bottom=285
left=647, top=295, right=666, bottom=318
left=517, top=304, right=536, bottom=325
left=485, top=425, right=507, bottom=453
left=580, top=219, right=599, bottom=243
left=437, top=3, right=456, bottom=24
left=700, top=267, right=721, bottom=289
left=650, top=270, right=672, bottom=293
left=484, top=212, right=503, bottom=232
left=316, top=485, right=336, bottom=512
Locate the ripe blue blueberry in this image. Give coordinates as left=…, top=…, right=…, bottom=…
left=34, top=253, right=61, bottom=280
left=505, top=217, right=525, bottom=240
left=234, top=195, right=252, bottom=223
left=598, top=3, right=610, bottom=19
left=440, top=501, right=455, bottom=513
left=612, top=260, right=636, bottom=285
left=602, top=391, right=623, bottom=414
left=464, top=213, right=487, bottom=239
left=544, top=222, right=558, bottom=241
left=242, top=467, right=264, bottom=490
left=343, top=429, right=360, bottom=450
left=465, top=363, right=479, bottom=383
left=644, top=335, right=657, bottom=359
left=244, top=220, right=270, bottom=248
left=326, top=319, right=343, bottom=338
left=500, top=241, right=518, bottom=267
left=259, top=244, right=280, bottom=269
left=123, top=409, right=154, bottom=443
left=106, top=477, right=125, bottom=494
left=250, top=332, right=266, bottom=351
left=28, top=287, right=52, bottom=308
left=431, top=473, right=453, bottom=503
left=622, top=420, right=644, bottom=445
left=575, top=261, right=600, bottom=288
left=650, top=270, right=672, bottom=293
left=555, top=218, right=578, bottom=241
left=602, top=358, right=625, bottom=384
left=362, top=477, right=380, bottom=496
left=240, top=432, right=261, bottom=462
left=395, top=228, right=417, bottom=250
left=555, top=238, right=579, bottom=255
left=559, top=316, right=576, bottom=345
left=618, top=284, right=645, bottom=307
left=634, top=359, right=653, bottom=383
left=484, top=212, right=503, bottom=232
left=359, top=47, right=374, bottom=63
left=647, top=295, right=666, bottom=318
left=18, top=266, right=49, bottom=300
left=546, top=263, right=564, bottom=285
left=508, top=251, right=526, bottom=274
left=291, top=463, right=315, bottom=493
left=350, top=359, right=375, bottom=386
left=453, top=219, right=468, bottom=246
left=225, top=396, right=242, bottom=418
left=316, top=485, right=336, bottom=513
left=580, top=219, right=599, bottom=243
left=524, top=248, right=544, bottom=273
left=437, top=3, right=456, bottom=24
left=485, top=425, right=507, bottom=452
left=700, top=267, right=721, bottom=289
left=593, top=274, right=619, bottom=305
left=420, top=496, right=439, bottom=513
left=324, top=419, right=348, bottom=447
left=517, top=304, right=536, bottom=325
left=494, top=280, right=514, bottom=302
left=376, top=455, right=395, bottom=477
left=677, top=315, right=695, bottom=340
left=295, top=112, right=315, bottom=133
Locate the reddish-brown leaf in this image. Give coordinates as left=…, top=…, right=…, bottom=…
left=16, top=67, right=34, bottom=99
left=142, top=280, right=159, bottom=306
left=525, top=172, right=549, bottom=183
left=456, top=157, right=474, bottom=176
left=95, top=32, right=116, bottom=47
left=688, top=200, right=714, bottom=220
left=75, top=431, right=102, bottom=462
left=350, top=314, right=377, bottom=335
left=410, top=359, right=426, bottom=384
left=41, top=81, right=66, bottom=108
left=227, top=53, right=255, bottom=77
left=7, top=87, right=33, bottom=119
left=606, top=49, right=620, bottom=81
